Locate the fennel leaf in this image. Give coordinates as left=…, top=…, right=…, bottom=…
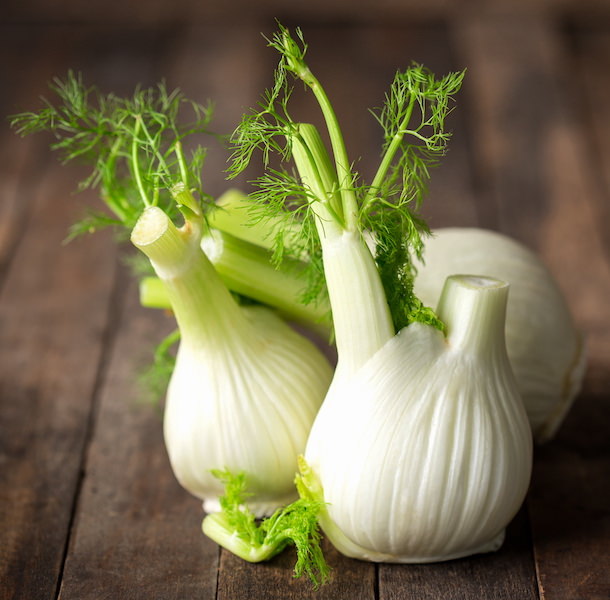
left=137, top=329, right=180, bottom=406
left=229, top=24, right=463, bottom=332
left=10, top=71, right=216, bottom=235
left=202, top=469, right=331, bottom=588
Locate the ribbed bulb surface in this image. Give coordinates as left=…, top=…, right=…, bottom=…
left=305, top=275, right=533, bottom=561
left=132, top=207, right=333, bottom=516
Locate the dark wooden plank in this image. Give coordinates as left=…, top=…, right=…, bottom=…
left=0, top=131, right=37, bottom=276
left=453, top=15, right=610, bottom=600
left=572, top=27, right=610, bottom=388
left=57, top=276, right=220, bottom=600
left=0, top=27, right=126, bottom=600
left=529, top=388, right=610, bottom=600
left=218, top=540, right=376, bottom=600
left=0, top=29, right=31, bottom=271
left=0, top=138, right=118, bottom=600
left=573, top=28, right=610, bottom=283
left=527, top=24, right=610, bottom=600
left=0, top=25, right=81, bottom=280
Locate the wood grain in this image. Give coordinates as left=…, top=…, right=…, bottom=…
left=0, top=146, right=118, bottom=600
left=574, top=28, right=610, bottom=287
left=453, top=15, right=610, bottom=600
left=380, top=510, right=538, bottom=600
left=218, top=539, right=376, bottom=600
left=57, top=278, right=220, bottom=600
left=0, top=28, right=75, bottom=277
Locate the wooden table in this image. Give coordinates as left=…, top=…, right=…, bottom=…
left=1, top=3, right=609, bottom=599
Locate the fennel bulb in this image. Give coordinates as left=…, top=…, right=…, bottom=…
left=131, top=206, right=333, bottom=516
left=220, top=24, right=532, bottom=567
left=414, top=228, right=586, bottom=442
left=304, top=273, right=532, bottom=562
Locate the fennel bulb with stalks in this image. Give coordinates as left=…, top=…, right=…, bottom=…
left=132, top=206, right=333, bottom=516
left=206, top=24, right=533, bottom=571
left=10, top=73, right=335, bottom=517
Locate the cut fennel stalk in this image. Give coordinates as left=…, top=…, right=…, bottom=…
left=139, top=218, right=331, bottom=333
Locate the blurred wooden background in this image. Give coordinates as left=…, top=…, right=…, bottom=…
left=1, top=1, right=609, bottom=599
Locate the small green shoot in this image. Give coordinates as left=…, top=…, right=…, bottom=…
left=202, top=467, right=331, bottom=588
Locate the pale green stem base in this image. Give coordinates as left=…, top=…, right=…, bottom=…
left=138, top=229, right=331, bottom=334
left=131, top=207, right=253, bottom=348
left=202, top=513, right=285, bottom=563
left=320, top=230, right=394, bottom=377
left=437, top=275, right=510, bottom=357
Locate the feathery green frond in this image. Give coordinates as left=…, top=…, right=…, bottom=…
left=10, top=71, right=215, bottom=237
left=360, top=65, right=464, bottom=329
left=202, top=469, right=331, bottom=588
left=229, top=25, right=463, bottom=331
left=137, top=329, right=180, bottom=406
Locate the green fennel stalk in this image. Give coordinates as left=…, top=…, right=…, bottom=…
left=139, top=189, right=332, bottom=331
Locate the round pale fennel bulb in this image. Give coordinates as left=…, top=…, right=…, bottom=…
left=414, top=228, right=586, bottom=443
left=304, top=274, right=533, bottom=562
left=132, top=207, right=333, bottom=516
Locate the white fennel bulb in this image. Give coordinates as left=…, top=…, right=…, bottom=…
left=414, top=228, right=586, bottom=442
left=304, top=270, right=532, bottom=562
left=131, top=207, right=333, bottom=516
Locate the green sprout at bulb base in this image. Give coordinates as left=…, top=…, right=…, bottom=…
left=202, top=464, right=331, bottom=588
